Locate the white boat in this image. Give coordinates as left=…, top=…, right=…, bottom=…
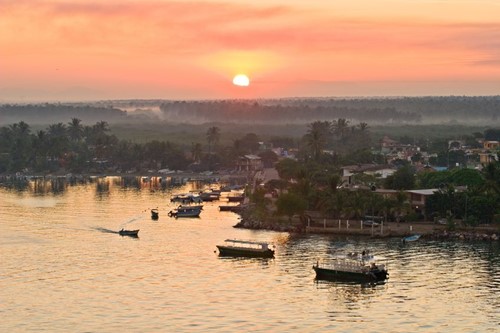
left=313, top=251, right=388, bottom=282
left=216, top=239, right=274, bottom=258
left=402, top=234, right=421, bottom=243
left=170, top=193, right=203, bottom=204
left=168, top=206, right=201, bottom=218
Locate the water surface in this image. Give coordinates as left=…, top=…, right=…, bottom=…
left=1, top=177, right=499, bottom=332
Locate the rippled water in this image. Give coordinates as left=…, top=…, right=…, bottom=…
left=1, top=177, right=499, bottom=332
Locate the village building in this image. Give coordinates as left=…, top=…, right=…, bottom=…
left=236, top=154, right=263, bottom=172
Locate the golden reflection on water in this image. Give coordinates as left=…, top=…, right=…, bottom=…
left=0, top=177, right=499, bottom=332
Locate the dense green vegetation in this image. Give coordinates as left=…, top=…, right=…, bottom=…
left=0, top=97, right=500, bottom=225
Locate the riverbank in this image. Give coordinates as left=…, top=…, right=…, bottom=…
left=234, top=208, right=499, bottom=241
left=0, top=170, right=249, bottom=186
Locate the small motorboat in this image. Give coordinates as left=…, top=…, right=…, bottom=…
left=168, top=206, right=201, bottom=218
left=119, top=229, right=139, bottom=237
left=402, top=234, right=421, bottom=243
left=216, top=239, right=275, bottom=258
left=151, top=208, right=159, bottom=220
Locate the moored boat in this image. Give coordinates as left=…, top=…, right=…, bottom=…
left=313, top=251, right=388, bottom=283
left=199, top=191, right=220, bottom=202
left=170, top=193, right=203, bottom=204
left=227, top=196, right=244, bottom=203
left=178, top=204, right=203, bottom=210
left=216, top=239, right=275, bottom=258
left=218, top=204, right=244, bottom=212
left=168, top=206, right=201, bottom=218
left=151, top=208, right=159, bottom=220
left=402, top=234, right=421, bottom=243
left=118, top=229, right=139, bottom=237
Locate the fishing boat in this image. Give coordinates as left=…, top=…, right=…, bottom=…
left=216, top=239, right=275, bottom=258
left=227, top=195, right=245, bottom=203
left=313, top=251, right=388, bottom=283
left=151, top=208, right=159, bottom=220
left=168, top=206, right=201, bottom=218
left=170, top=193, right=203, bottom=204
left=118, top=229, right=139, bottom=237
left=199, top=191, right=220, bottom=202
left=177, top=204, right=203, bottom=211
left=218, top=204, right=244, bottom=212
left=402, top=234, right=421, bottom=243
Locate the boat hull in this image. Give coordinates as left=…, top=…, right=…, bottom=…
left=216, top=245, right=274, bottom=258
left=168, top=208, right=201, bottom=218
left=119, top=229, right=139, bottom=237
left=313, top=265, right=388, bottom=282
left=219, top=205, right=243, bottom=212
left=403, top=234, right=421, bottom=242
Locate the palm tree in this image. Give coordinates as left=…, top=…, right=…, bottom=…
left=47, top=123, right=68, bottom=162
left=47, top=123, right=67, bottom=138
left=206, top=126, right=220, bottom=155
left=480, top=161, right=500, bottom=196
left=32, top=130, right=48, bottom=171
left=93, top=121, right=110, bottom=135
left=191, top=142, right=203, bottom=163
left=304, top=121, right=330, bottom=161
left=333, top=118, right=350, bottom=141
left=316, top=175, right=343, bottom=218
left=67, top=118, right=84, bottom=143
left=358, top=122, right=369, bottom=132
left=393, top=191, right=411, bottom=224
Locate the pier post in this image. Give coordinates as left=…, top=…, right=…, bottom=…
left=338, top=220, right=341, bottom=229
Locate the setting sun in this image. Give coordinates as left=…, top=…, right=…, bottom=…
left=232, top=74, right=250, bottom=87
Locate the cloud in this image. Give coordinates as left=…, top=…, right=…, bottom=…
left=1, top=0, right=499, bottom=101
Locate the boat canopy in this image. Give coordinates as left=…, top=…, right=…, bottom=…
left=224, top=239, right=270, bottom=247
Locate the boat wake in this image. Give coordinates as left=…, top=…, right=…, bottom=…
left=93, top=227, right=119, bottom=234
left=119, top=215, right=144, bottom=228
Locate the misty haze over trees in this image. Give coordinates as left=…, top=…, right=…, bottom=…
left=1, top=96, right=499, bottom=126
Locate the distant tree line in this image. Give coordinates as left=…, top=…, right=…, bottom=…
left=275, top=96, right=500, bottom=123
left=0, top=104, right=126, bottom=124
left=159, top=100, right=421, bottom=124
left=3, top=96, right=499, bottom=126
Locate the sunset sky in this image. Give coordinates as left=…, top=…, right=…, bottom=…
left=1, top=0, right=500, bottom=102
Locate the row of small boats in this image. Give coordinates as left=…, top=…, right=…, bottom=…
left=170, top=189, right=245, bottom=205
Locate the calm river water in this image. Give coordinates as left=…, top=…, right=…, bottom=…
left=1, top=176, right=499, bottom=332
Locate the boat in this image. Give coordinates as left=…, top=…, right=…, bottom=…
left=313, top=251, right=388, bottom=283
left=118, top=229, right=139, bottom=237
left=168, top=206, right=201, bottom=218
left=227, top=195, right=245, bottom=203
left=199, top=191, right=220, bottom=202
left=216, top=239, right=275, bottom=258
left=151, top=208, right=159, bottom=220
left=218, top=204, right=244, bottom=212
left=177, top=204, right=203, bottom=210
left=402, top=234, right=421, bottom=243
left=170, top=193, right=203, bottom=204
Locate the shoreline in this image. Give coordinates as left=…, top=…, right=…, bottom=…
left=234, top=210, right=499, bottom=242
left=2, top=172, right=498, bottom=242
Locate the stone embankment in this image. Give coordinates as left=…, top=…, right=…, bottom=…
left=233, top=206, right=302, bottom=233
left=234, top=207, right=499, bottom=242
left=429, top=230, right=498, bottom=242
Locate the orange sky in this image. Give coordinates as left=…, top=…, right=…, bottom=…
left=1, top=0, right=500, bottom=102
